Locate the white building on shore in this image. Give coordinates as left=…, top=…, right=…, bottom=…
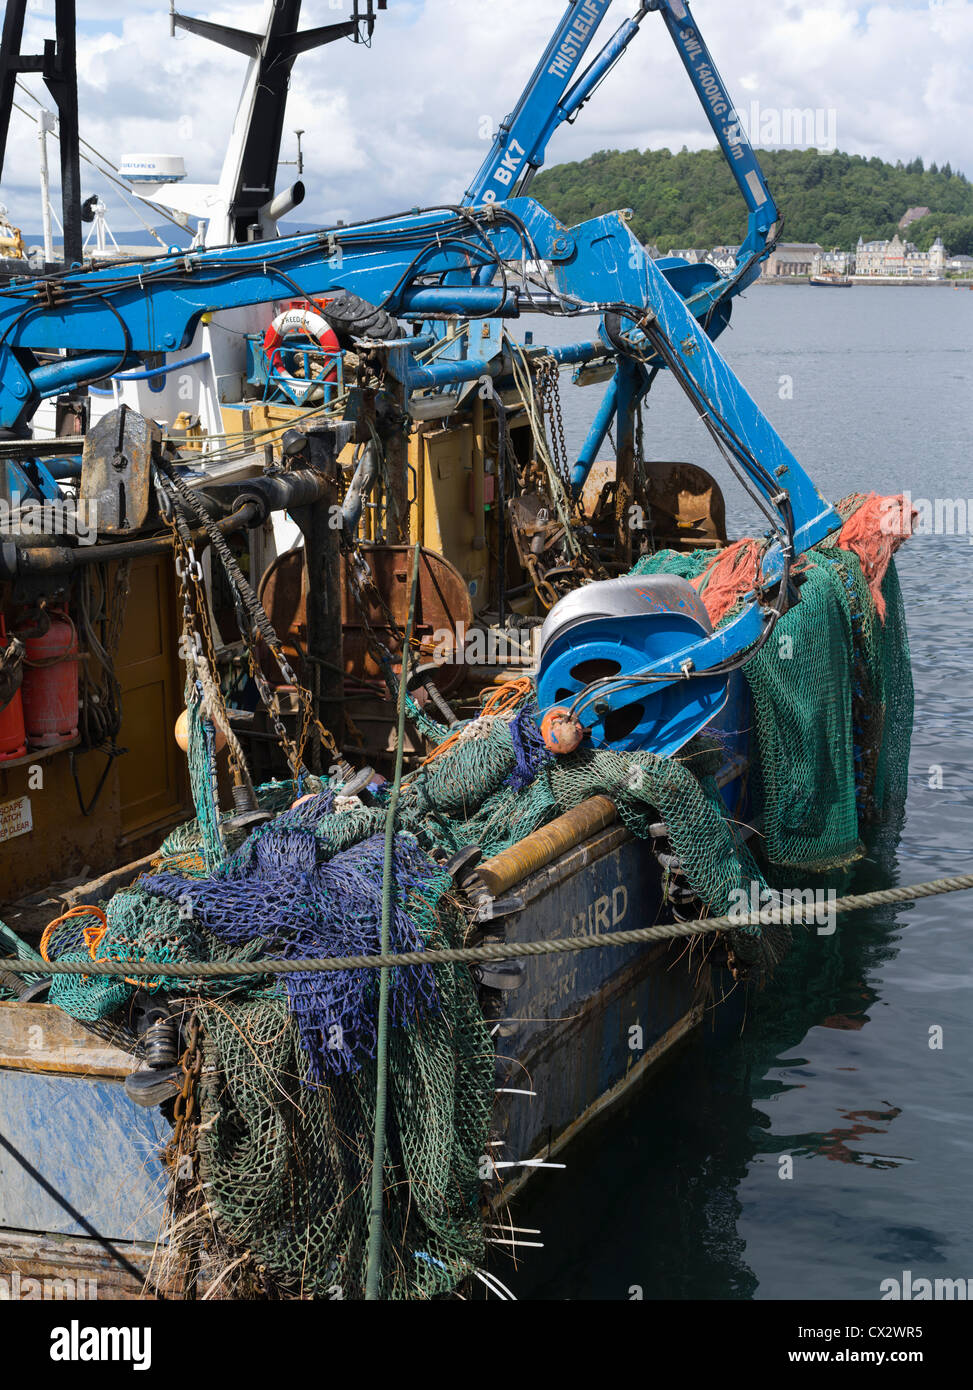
left=761, top=242, right=823, bottom=277
left=811, top=248, right=854, bottom=276
left=854, top=232, right=946, bottom=278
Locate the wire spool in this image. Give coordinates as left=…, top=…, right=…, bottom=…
left=536, top=575, right=728, bottom=755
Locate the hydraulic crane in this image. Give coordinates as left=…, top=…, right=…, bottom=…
left=464, top=0, right=783, bottom=530
left=467, top=0, right=779, bottom=295
left=0, top=189, right=838, bottom=755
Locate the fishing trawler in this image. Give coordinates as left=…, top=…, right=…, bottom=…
left=0, top=0, right=913, bottom=1302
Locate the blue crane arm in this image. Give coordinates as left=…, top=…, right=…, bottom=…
left=0, top=196, right=836, bottom=554
left=464, top=1, right=619, bottom=207
left=466, top=0, right=779, bottom=280
left=0, top=195, right=840, bottom=717
left=465, top=2, right=656, bottom=207
left=647, top=0, right=779, bottom=267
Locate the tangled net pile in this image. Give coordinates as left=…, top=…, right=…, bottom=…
left=632, top=492, right=913, bottom=873
left=9, top=492, right=911, bottom=1300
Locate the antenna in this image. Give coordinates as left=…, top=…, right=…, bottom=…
left=0, top=0, right=82, bottom=265
left=281, top=129, right=305, bottom=178
left=352, top=1, right=389, bottom=44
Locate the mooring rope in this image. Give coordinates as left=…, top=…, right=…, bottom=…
left=2, top=872, right=971, bottom=979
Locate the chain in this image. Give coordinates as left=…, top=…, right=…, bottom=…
left=524, top=553, right=562, bottom=610
left=633, top=400, right=654, bottom=552
left=167, top=1015, right=202, bottom=1163
left=537, top=356, right=570, bottom=490
left=342, top=540, right=451, bottom=745
left=512, top=353, right=608, bottom=606
left=156, top=473, right=253, bottom=790
left=156, top=462, right=343, bottom=779
left=346, top=545, right=422, bottom=689
left=164, top=1014, right=206, bottom=1300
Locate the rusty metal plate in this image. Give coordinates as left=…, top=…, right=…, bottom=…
left=257, top=543, right=472, bottom=694
left=80, top=405, right=161, bottom=535
left=581, top=458, right=727, bottom=550
left=645, top=461, right=727, bottom=548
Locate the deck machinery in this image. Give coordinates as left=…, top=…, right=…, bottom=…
left=0, top=0, right=837, bottom=801
left=0, top=0, right=885, bottom=1305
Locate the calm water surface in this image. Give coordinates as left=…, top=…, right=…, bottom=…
left=507, top=285, right=973, bottom=1300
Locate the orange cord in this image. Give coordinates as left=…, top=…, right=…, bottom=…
left=39, top=902, right=154, bottom=988
left=479, top=675, right=533, bottom=720
left=419, top=676, right=534, bottom=769
left=419, top=726, right=468, bottom=768
left=39, top=903, right=108, bottom=964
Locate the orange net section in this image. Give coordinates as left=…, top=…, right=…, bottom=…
left=686, top=494, right=914, bottom=628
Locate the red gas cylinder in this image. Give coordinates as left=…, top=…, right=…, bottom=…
left=20, top=609, right=79, bottom=748
left=0, top=618, right=27, bottom=761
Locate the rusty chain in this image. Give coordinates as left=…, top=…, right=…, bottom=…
left=167, top=1015, right=202, bottom=1163
left=537, top=355, right=571, bottom=491
left=156, top=462, right=343, bottom=780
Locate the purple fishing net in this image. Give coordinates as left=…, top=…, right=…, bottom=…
left=141, top=827, right=442, bottom=1081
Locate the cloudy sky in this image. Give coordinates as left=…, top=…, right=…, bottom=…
left=1, top=0, right=971, bottom=236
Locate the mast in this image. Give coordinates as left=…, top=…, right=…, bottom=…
left=0, top=0, right=82, bottom=265
left=167, top=0, right=387, bottom=243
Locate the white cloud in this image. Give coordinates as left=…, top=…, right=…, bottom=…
left=1, top=0, right=970, bottom=235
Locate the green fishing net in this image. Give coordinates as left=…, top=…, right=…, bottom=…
left=631, top=543, right=913, bottom=873
left=25, top=522, right=911, bottom=1298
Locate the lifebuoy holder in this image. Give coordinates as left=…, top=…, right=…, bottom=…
left=262, top=300, right=340, bottom=380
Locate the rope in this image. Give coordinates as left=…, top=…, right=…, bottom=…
left=11, top=872, right=973, bottom=979
left=39, top=904, right=107, bottom=964
left=480, top=675, right=533, bottom=719
left=366, top=539, right=421, bottom=1302
left=416, top=678, right=533, bottom=770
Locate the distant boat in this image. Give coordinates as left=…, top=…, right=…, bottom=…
left=810, top=272, right=852, bottom=287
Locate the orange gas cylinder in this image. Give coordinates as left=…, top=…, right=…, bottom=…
left=20, top=609, right=79, bottom=748
left=0, top=619, right=26, bottom=761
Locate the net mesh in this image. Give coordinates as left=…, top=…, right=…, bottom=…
left=28, top=500, right=912, bottom=1297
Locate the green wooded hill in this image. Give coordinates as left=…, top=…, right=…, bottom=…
left=532, top=147, right=973, bottom=255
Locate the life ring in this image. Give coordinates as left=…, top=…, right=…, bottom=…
left=263, top=302, right=340, bottom=380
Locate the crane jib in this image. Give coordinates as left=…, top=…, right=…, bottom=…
left=547, top=0, right=613, bottom=79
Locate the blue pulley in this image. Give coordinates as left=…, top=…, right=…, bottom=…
left=536, top=574, right=728, bottom=756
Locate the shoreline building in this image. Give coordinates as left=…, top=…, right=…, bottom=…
left=854, top=232, right=946, bottom=278
left=706, top=245, right=739, bottom=274
left=811, top=248, right=855, bottom=276
left=761, top=243, right=823, bottom=278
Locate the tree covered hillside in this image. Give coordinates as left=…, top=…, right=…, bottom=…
left=532, top=147, right=973, bottom=255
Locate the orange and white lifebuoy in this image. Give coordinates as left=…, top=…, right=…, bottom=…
left=263, top=300, right=340, bottom=379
